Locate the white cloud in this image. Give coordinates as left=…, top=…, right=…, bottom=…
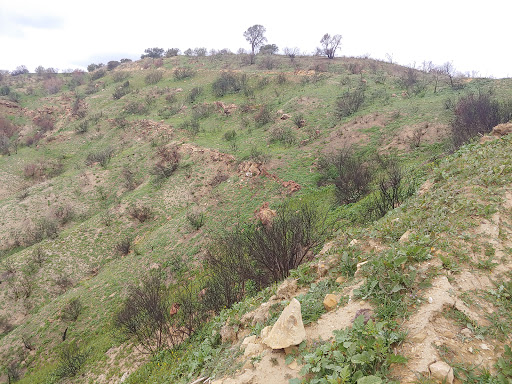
left=0, top=0, right=510, bottom=77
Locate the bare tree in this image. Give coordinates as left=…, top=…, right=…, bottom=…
left=284, top=47, right=300, bottom=60
left=243, top=24, right=267, bottom=64
left=441, top=61, right=456, bottom=88
left=320, top=33, right=342, bottom=59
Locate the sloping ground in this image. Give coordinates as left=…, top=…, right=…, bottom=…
left=1, top=56, right=512, bottom=383
left=190, top=134, right=512, bottom=384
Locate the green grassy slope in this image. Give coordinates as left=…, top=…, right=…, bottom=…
left=0, top=54, right=511, bottom=383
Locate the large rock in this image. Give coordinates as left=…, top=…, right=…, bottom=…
left=429, top=361, right=454, bottom=384
left=262, top=298, right=305, bottom=349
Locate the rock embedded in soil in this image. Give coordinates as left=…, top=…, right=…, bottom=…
left=262, top=298, right=305, bottom=349
left=275, top=279, right=298, bottom=300
left=323, top=294, right=338, bottom=311
left=429, top=361, right=454, bottom=384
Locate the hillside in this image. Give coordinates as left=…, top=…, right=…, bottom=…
left=0, top=53, right=511, bottom=383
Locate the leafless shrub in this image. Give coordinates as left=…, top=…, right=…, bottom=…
left=43, top=77, right=64, bottom=94
left=128, top=203, right=153, bottom=223
left=334, top=87, right=365, bottom=119
left=268, top=126, right=296, bottom=146
left=258, top=56, right=277, bottom=70
left=276, top=73, right=287, bottom=84
left=50, top=204, right=75, bottom=225
left=151, top=145, right=180, bottom=182
left=54, top=273, right=73, bottom=292
left=115, top=237, right=132, bottom=256
left=33, top=114, right=55, bottom=133
left=187, top=86, right=203, bottom=103
left=0, top=315, right=13, bottom=335
left=317, top=147, right=373, bottom=204
left=451, top=93, right=501, bottom=148
left=121, top=166, right=140, bottom=190
left=124, top=101, right=148, bottom=115
left=114, top=273, right=178, bottom=353
left=85, top=147, right=114, bottom=167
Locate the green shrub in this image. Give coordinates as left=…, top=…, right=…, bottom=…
left=186, top=211, right=205, bottom=230
left=55, top=341, right=88, bottom=379
left=61, top=298, right=83, bottom=322
left=268, top=126, right=295, bottom=146
left=85, top=147, right=114, bottom=168
left=187, top=86, right=203, bottom=103
left=145, top=70, right=163, bottom=85
left=335, top=87, right=366, bottom=119
left=254, top=104, right=273, bottom=127
left=212, top=72, right=247, bottom=97
left=173, top=67, right=196, bottom=80
left=223, top=129, right=237, bottom=141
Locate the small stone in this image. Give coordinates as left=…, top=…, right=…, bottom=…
left=288, top=361, right=299, bottom=370
left=440, top=329, right=455, bottom=339
left=244, top=343, right=264, bottom=357
left=242, top=335, right=257, bottom=346
left=429, top=361, right=454, bottom=384
left=460, top=328, right=472, bottom=337
left=428, top=297, right=433, bottom=304
left=410, top=331, right=427, bottom=343
left=354, top=260, right=369, bottom=277
left=323, top=294, right=339, bottom=311
left=335, top=276, right=345, bottom=284
left=480, top=343, right=490, bottom=350
left=468, top=347, right=473, bottom=353
left=349, top=239, right=359, bottom=247
left=399, top=230, right=412, bottom=244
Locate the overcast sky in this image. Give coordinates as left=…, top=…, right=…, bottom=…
left=1, top=0, right=510, bottom=78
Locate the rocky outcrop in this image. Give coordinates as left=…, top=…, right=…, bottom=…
left=491, top=122, right=512, bottom=137
left=262, top=298, right=305, bottom=349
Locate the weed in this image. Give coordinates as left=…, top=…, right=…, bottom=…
left=297, top=316, right=406, bottom=383
left=186, top=211, right=205, bottom=230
